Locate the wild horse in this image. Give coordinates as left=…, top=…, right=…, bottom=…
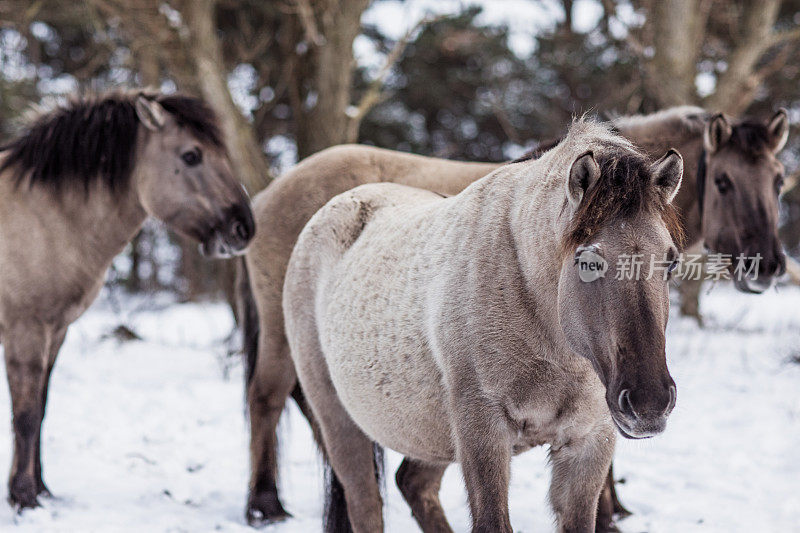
left=283, top=119, right=682, bottom=532
left=239, top=106, right=789, bottom=529
left=0, top=90, right=254, bottom=508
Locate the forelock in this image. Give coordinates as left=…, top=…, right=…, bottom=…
left=725, top=120, right=772, bottom=160
left=559, top=131, right=684, bottom=255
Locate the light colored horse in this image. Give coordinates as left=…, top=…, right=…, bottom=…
left=0, top=90, right=254, bottom=508
left=240, top=106, right=789, bottom=529
left=283, top=120, right=683, bottom=532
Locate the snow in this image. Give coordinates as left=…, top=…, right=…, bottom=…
left=0, top=284, right=799, bottom=532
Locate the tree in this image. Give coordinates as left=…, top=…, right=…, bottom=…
left=601, top=0, right=800, bottom=115
left=359, top=8, right=543, bottom=161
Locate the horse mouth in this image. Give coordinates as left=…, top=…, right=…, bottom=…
left=198, top=212, right=254, bottom=258
left=609, top=409, right=665, bottom=440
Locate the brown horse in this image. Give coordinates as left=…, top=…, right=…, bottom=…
left=0, top=90, right=254, bottom=509
left=283, top=119, right=683, bottom=532
left=239, top=106, right=789, bottom=529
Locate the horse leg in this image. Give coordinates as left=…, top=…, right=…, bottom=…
left=34, top=327, right=67, bottom=497
left=608, top=463, right=630, bottom=516
left=677, top=277, right=704, bottom=326
left=450, top=398, right=512, bottom=533
left=246, top=322, right=297, bottom=525
left=3, top=321, right=52, bottom=509
left=596, top=462, right=631, bottom=532
left=316, top=405, right=383, bottom=533
left=395, top=458, right=452, bottom=533
left=549, top=429, right=615, bottom=533
left=290, top=327, right=382, bottom=532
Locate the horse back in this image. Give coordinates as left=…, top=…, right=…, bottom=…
left=288, top=182, right=444, bottom=274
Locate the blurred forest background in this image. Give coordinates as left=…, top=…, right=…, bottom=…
left=1, top=0, right=799, bottom=309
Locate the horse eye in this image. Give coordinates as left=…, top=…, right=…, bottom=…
left=714, top=173, right=733, bottom=194
left=665, top=259, right=679, bottom=280
left=181, top=149, right=202, bottom=166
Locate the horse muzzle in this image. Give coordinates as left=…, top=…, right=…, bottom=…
left=199, top=206, right=255, bottom=258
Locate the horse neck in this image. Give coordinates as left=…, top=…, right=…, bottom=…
left=471, top=164, right=568, bottom=345
left=432, top=161, right=502, bottom=196
left=0, top=168, right=147, bottom=280
left=383, top=151, right=501, bottom=196
left=616, top=125, right=705, bottom=247
left=66, top=184, right=147, bottom=252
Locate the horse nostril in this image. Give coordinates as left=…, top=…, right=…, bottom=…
left=232, top=220, right=249, bottom=242
left=666, top=384, right=677, bottom=414
left=618, top=389, right=634, bottom=417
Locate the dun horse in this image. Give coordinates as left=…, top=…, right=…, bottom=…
left=239, top=106, right=789, bottom=530
left=0, top=91, right=254, bottom=508
left=283, top=120, right=682, bottom=532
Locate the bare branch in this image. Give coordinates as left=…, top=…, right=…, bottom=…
left=491, top=93, right=520, bottom=145
left=291, top=0, right=325, bottom=46
left=768, top=26, right=800, bottom=48
left=704, top=0, right=784, bottom=114
left=754, top=42, right=793, bottom=80
left=349, top=14, right=445, bottom=127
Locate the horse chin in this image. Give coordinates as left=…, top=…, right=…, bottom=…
left=608, top=409, right=663, bottom=440
left=733, top=274, right=773, bottom=294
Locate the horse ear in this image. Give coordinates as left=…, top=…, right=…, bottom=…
left=650, top=149, right=683, bottom=204
left=766, top=108, right=789, bottom=153
left=135, top=96, right=166, bottom=131
left=567, top=151, right=600, bottom=207
left=703, top=113, right=732, bottom=153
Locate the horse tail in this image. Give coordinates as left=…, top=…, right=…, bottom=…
left=324, top=465, right=352, bottom=533
left=236, top=256, right=259, bottom=391
left=323, top=442, right=385, bottom=533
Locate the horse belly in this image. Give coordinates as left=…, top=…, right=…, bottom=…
left=320, top=260, right=455, bottom=463
left=325, top=342, right=455, bottom=463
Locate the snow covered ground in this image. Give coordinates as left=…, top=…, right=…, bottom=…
left=0, top=284, right=798, bottom=532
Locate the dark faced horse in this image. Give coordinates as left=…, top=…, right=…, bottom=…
left=0, top=90, right=254, bottom=508
left=283, top=120, right=683, bottom=532
left=238, top=106, right=789, bottom=530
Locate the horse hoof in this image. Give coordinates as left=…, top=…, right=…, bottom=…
left=36, top=479, right=52, bottom=499
left=246, top=492, right=291, bottom=527
left=8, top=476, right=40, bottom=510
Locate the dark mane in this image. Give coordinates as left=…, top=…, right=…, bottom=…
left=158, top=95, right=224, bottom=149
left=561, top=147, right=684, bottom=255
left=0, top=91, right=223, bottom=194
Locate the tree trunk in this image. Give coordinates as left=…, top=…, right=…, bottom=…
left=644, top=0, right=708, bottom=107
left=183, top=0, right=272, bottom=193
left=704, top=0, right=782, bottom=114
left=293, top=0, right=370, bottom=159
